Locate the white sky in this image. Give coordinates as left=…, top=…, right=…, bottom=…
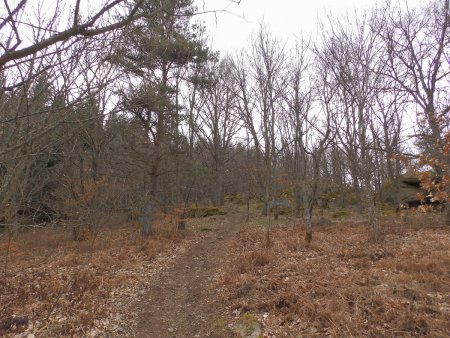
left=193, top=0, right=423, bottom=143
left=194, top=0, right=394, bottom=54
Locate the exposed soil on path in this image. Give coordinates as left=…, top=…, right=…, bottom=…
left=135, top=212, right=243, bottom=338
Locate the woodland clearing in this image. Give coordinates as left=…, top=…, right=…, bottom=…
left=0, top=205, right=449, bottom=337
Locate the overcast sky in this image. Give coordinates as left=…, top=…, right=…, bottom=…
left=193, top=0, right=391, bottom=54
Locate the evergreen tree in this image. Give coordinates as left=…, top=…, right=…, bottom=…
left=112, top=0, right=211, bottom=234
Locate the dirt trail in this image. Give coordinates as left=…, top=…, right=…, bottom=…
left=135, top=213, right=242, bottom=338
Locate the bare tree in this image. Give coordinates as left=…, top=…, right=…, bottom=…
left=370, top=90, right=405, bottom=205
left=0, top=0, right=144, bottom=77
left=279, top=38, right=336, bottom=242
left=233, top=24, right=285, bottom=246
left=280, top=41, right=313, bottom=217
left=316, top=13, right=388, bottom=240
left=0, top=0, right=146, bottom=238
left=196, top=56, right=241, bottom=206
left=0, top=35, right=115, bottom=230
left=377, top=0, right=450, bottom=224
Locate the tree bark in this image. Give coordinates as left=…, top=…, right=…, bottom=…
left=446, top=185, right=450, bottom=226
left=364, top=180, right=380, bottom=240
left=304, top=202, right=313, bottom=244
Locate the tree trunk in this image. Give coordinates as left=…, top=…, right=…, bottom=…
left=302, top=179, right=315, bottom=243
left=304, top=203, right=313, bottom=243
left=141, top=203, right=153, bottom=236
left=365, top=185, right=380, bottom=240
left=294, top=183, right=302, bottom=217
left=91, top=152, right=100, bottom=181
left=264, top=211, right=271, bottom=248
left=446, top=185, right=450, bottom=226
left=264, top=185, right=271, bottom=247
left=177, top=219, right=186, bottom=230
left=213, top=166, right=224, bottom=206
left=262, top=185, right=269, bottom=216
left=273, top=207, right=279, bottom=220
left=446, top=204, right=450, bottom=227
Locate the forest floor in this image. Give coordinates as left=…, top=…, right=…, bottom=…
left=0, top=204, right=449, bottom=337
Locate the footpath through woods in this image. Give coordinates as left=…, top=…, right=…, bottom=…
left=135, top=212, right=242, bottom=338
left=2, top=207, right=448, bottom=337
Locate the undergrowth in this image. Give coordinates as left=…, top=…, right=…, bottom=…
left=0, top=214, right=191, bottom=337
left=217, top=212, right=450, bottom=337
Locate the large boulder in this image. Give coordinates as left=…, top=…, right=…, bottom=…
left=398, top=175, right=423, bottom=202
left=397, top=175, right=445, bottom=211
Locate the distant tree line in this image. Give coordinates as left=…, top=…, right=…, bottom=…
left=0, top=0, right=448, bottom=243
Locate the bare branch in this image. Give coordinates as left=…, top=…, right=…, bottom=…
left=0, top=0, right=145, bottom=70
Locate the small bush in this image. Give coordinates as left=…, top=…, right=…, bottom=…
left=314, top=216, right=332, bottom=226
left=318, top=190, right=341, bottom=208
left=224, top=194, right=244, bottom=204
left=380, top=203, right=396, bottom=213
left=234, top=250, right=271, bottom=274
left=186, top=206, right=226, bottom=218
left=332, top=210, right=349, bottom=218
left=346, top=191, right=360, bottom=205
left=126, top=208, right=141, bottom=222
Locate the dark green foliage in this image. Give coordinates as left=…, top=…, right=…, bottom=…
left=112, top=0, right=210, bottom=77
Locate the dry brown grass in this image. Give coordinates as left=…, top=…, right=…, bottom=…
left=0, top=213, right=192, bottom=337
left=217, top=211, right=450, bottom=337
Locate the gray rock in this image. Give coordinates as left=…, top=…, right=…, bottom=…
left=235, top=315, right=262, bottom=338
